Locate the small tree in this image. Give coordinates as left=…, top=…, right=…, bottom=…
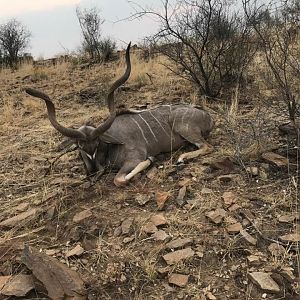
left=0, top=19, right=31, bottom=69
left=76, top=7, right=104, bottom=62
left=243, top=0, right=300, bottom=126
left=130, top=0, right=255, bottom=97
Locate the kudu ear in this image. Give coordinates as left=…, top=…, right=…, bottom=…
left=99, top=133, right=124, bottom=145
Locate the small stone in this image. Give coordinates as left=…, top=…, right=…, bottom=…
left=201, top=187, right=213, bottom=194
left=246, top=166, right=259, bottom=176
left=15, top=203, right=30, bottom=212
left=0, top=208, right=38, bottom=228
left=176, top=186, right=187, bottom=206
left=66, top=244, right=84, bottom=257
left=153, top=230, right=169, bottom=241
left=123, top=236, right=135, bottom=243
left=166, top=238, right=193, bottom=249
left=278, top=214, right=296, bottom=223
left=206, top=292, right=217, bottom=300
left=205, top=208, right=226, bottom=224
left=249, top=272, right=280, bottom=293
left=157, top=266, right=171, bottom=275
left=280, top=267, right=295, bottom=282
left=45, top=249, right=58, bottom=256
left=262, top=152, right=289, bottom=167
left=142, top=222, right=158, bottom=234
left=259, top=169, right=268, bottom=180
left=168, top=273, right=189, bottom=287
left=146, top=167, right=158, bottom=179
left=150, top=214, right=167, bottom=227
left=73, top=209, right=92, bottom=223
left=240, top=229, right=257, bottom=245
left=156, top=191, right=171, bottom=210
left=228, top=203, right=241, bottom=212
left=280, top=233, right=300, bottom=242
left=226, top=222, right=242, bottom=233
left=135, top=194, right=151, bottom=206
left=121, top=218, right=133, bottom=235
left=247, top=255, right=261, bottom=266
left=163, top=248, right=194, bottom=265
left=46, top=206, right=56, bottom=220
left=222, top=191, right=237, bottom=206
left=268, top=243, right=286, bottom=257
left=114, top=226, right=122, bottom=237
left=0, top=275, right=34, bottom=297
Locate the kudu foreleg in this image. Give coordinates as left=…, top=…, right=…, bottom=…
left=114, top=157, right=153, bottom=186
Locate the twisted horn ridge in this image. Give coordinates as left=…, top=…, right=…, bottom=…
left=91, top=42, right=131, bottom=139
left=25, top=88, right=86, bottom=140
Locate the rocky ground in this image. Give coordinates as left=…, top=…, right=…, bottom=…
left=0, top=56, right=299, bottom=299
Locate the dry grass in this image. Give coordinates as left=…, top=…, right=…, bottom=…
left=0, top=53, right=299, bottom=299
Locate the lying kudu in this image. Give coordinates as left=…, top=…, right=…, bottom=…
left=25, top=42, right=214, bottom=186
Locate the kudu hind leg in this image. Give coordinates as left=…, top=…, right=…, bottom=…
left=177, top=142, right=213, bottom=163
left=175, top=128, right=213, bottom=164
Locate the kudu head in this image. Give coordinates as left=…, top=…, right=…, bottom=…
left=25, top=42, right=131, bottom=170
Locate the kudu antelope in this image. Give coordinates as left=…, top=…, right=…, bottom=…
left=25, top=43, right=214, bottom=186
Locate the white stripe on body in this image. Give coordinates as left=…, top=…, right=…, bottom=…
left=148, top=110, right=171, bottom=137
left=130, top=116, right=149, bottom=145
left=138, top=114, right=159, bottom=142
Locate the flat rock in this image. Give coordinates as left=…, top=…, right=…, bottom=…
left=205, top=208, right=226, bottom=224
left=15, top=203, right=30, bottom=212
left=277, top=214, right=296, bottom=223
left=73, top=209, right=92, bottom=223
left=121, top=218, right=133, bottom=235
left=228, top=203, right=241, bottom=212
left=135, top=194, right=151, bottom=206
left=240, top=229, right=257, bottom=245
left=146, top=166, right=158, bottom=179
left=209, top=157, right=235, bottom=172
left=0, top=208, right=38, bottom=228
left=166, top=238, right=193, bottom=249
left=142, top=222, right=158, bottom=234
left=153, top=230, right=169, bottom=241
left=226, top=222, right=242, bottom=233
left=176, top=186, right=187, bottom=206
left=249, top=272, right=280, bottom=293
left=280, top=233, right=300, bottom=242
left=150, top=214, right=167, bottom=227
left=0, top=275, right=34, bottom=297
left=247, top=255, right=262, bottom=266
left=222, top=191, right=237, bottom=206
left=66, top=245, right=84, bottom=258
left=262, top=152, right=289, bottom=167
left=168, top=273, right=189, bottom=287
left=123, top=236, right=135, bottom=243
left=45, top=249, right=59, bottom=256
left=268, top=243, right=286, bottom=257
left=156, top=191, right=171, bottom=210
left=163, top=248, right=194, bottom=265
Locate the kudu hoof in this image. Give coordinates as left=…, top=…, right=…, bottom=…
left=114, top=176, right=129, bottom=187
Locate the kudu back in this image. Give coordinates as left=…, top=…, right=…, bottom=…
left=25, top=42, right=214, bottom=186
